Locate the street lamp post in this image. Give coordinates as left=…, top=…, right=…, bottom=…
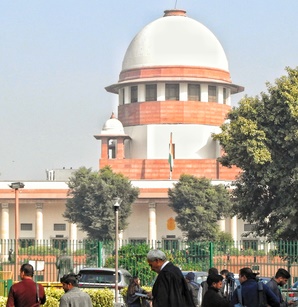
left=9, top=182, right=24, bottom=281
left=113, top=198, right=121, bottom=306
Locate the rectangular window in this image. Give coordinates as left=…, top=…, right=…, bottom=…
left=188, top=84, right=200, bottom=101
left=208, top=85, right=217, bottom=102
left=52, top=238, right=67, bottom=250
left=165, top=84, right=179, bottom=100
left=21, top=223, right=33, bottom=231
left=54, top=224, right=66, bottom=231
left=130, top=86, right=138, bottom=103
left=145, top=84, right=157, bottom=101
left=163, top=239, right=179, bottom=251
left=243, top=240, right=258, bottom=251
left=244, top=224, right=256, bottom=232
left=19, top=239, right=35, bottom=248
left=129, top=238, right=147, bottom=244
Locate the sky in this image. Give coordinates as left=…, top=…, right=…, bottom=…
left=1, top=0, right=298, bottom=181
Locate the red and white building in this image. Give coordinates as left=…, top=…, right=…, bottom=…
left=0, top=9, right=249, bottom=249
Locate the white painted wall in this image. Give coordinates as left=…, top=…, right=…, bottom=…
left=124, top=124, right=221, bottom=159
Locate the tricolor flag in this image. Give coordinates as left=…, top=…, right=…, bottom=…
left=168, top=132, right=174, bottom=172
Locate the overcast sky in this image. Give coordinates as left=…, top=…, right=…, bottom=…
left=1, top=1, right=298, bottom=181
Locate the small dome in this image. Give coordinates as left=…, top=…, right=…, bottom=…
left=122, top=10, right=229, bottom=72
left=101, top=113, right=125, bottom=135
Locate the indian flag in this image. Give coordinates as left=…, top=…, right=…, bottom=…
left=168, top=132, right=174, bottom=172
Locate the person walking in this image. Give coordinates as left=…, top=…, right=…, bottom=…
left=185, top=272, right=200, bottom=307
left=201, top=274, right=229, bottom=307
left=6, top=263, right=46, bottom=307
left=127, top=275, right=149, bottom=307
left=230, top=267, right=280, bottom=307
left=267, top=268, right=295, bottom=306
left=59, top=274, right=92, bottom=307
left=147, top=249, right=195, bottom=307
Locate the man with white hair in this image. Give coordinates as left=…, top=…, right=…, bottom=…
left=147, top=249, right=195, bottom=307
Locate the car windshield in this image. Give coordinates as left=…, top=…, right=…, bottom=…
left=79, top=270, right=117, bottom=284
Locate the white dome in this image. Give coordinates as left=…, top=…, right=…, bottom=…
left=101, top=117, right=125, bottom=135
left=122, top=10, right=229, bottom=72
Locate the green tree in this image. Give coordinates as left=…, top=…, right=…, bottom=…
left=168, top=174, right=232, bottom=241
left=64, top=166, right=139, bottom=240
left=213, top=67, right=298, bottom=240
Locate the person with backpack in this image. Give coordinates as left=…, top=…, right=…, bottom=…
left=185, top=272, right=200, bottom=307
left=230, top=267, right=280, bottom=307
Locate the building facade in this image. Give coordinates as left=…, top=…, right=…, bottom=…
left=0, top=9, right=258, bottom=252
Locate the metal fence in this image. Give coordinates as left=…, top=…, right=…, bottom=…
left=0, top=239, right=297, bottom=285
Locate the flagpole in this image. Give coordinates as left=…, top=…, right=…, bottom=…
left=168, top=132, right=174, bottom=180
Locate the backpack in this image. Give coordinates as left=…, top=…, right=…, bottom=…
left=235, top=281, right=265, bottom=307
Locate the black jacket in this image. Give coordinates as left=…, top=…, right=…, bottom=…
left=152, top=262, right=195, bottom=307
left=202, top=286, right=229, bottom=307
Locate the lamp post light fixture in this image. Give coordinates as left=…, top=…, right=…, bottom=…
left=9, top=182, right=25, bottom=280
left=113, top=197, right=121, bottom=305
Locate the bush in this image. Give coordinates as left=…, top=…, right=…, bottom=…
left=0, top=297, right=7, bottom=307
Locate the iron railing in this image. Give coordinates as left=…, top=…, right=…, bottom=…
left=0, top=239, right=297, bottom=286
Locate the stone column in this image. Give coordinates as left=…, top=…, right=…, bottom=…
left=231, top=216, right=238, bottom=245
left=101, top=138, right=109, bottom=159
left=35, top=203, right=43, bottom=241
left=1, top=203, right=9, bottom=240
left=1, top=203, right=9, bottom=260
left=219, top=218, right=226, bottom=232
left=70, top=223, right=77, bottom=251
left=148, top=202, right=157, bottom=248
left=117, top=139, right=125, bottom=159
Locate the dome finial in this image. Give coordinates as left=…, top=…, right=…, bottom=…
left=110, top=112, right=116, bottom=119
left=164, top=9, right=186, bottom=17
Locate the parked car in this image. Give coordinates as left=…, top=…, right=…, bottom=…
left=258, top=276, right=271, bottom=284
left=181, top=271, right=208, bottom=284
left=78, top=267, right=132, bottom=290
left=288, top=281, right=298, bottom=300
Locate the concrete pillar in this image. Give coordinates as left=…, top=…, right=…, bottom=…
left=138, top=84, right=145, bottom=102
left=1, top=203, right=9, bottom=261
left=1, top=203, right=9, bottom=240
left=35, top=203, right=43, bottom=241
left=101, top=138, right=109, bottom=159
left=231, top=216, right=238, bottom=244
left=117, top=139, right=125, bottom=159
left=148, top=202, right=157, bottom=248
left=219, top=218, right=226, bottom=232
left=200, top=84, right=208, bottom=102
left=180, top=83, right=187, bottom=101
left=157, top=83, right=165, bottom=101
left=70, top=223, right=77, bottom=251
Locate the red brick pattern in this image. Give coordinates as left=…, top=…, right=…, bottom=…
left=119, top=66, right=231, bottom=83
left=99, top=158, right=240, bottom=181
left=118, top=101, right=231, bottom=126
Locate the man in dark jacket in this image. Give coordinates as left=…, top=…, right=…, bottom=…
left=230, top=267, right=280, bottom=307
left=202, top=274, right=229, bottom=307
left=6, top=263, right=46, bottom=307
left=267, top=268, right=294, bottom=306
left=147, top=249, right=195, bottom=307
